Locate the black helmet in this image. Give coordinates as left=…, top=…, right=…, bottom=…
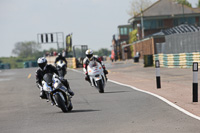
left=37, top=57, right=47, bottom=70
left=85, top=49, right=93, bottom=61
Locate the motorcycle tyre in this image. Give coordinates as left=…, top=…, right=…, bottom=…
left=55, top=93, right=68, bottom=112
left=97, top=80, right=104, bottom=93
left=65, top=95, right=73, bottom=111
left=68, top=102, right=73, bottom=111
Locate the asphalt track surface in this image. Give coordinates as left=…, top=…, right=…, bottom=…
left=1, top=67, right=200, bottom=133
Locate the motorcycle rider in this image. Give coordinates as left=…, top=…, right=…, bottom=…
left=83, top=49, right=108, bottom=83
left=54, top=53, right=67, bottom=65
left=35, top=57, right=74, bottom=101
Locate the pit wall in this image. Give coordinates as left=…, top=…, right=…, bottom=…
left=153, top=52, right=200, bottom=68
left=46, top=56, right=76, bottom=68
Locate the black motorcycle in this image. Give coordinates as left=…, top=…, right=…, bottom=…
left=42, top=73, right=72, bottom=112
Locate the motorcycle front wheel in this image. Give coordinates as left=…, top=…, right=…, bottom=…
left=65, top=95, right=73, bottom=111
left=97, top=80, right=104, bottom=93
left=55, top=93, right=68, bottom=112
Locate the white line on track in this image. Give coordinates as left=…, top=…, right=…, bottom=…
left=71, top=69, right=200, bottom=121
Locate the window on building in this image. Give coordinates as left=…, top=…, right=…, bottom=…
left=174, top=17, right=196, bottom=26
left=129, top=28, right=133, bottom=33
left=144, top=20, right=156, bottom=29
left=157, top=20, right=163, bottom=28
left=198, top=17, right=200, bottom=26
left=174, top=19, right=179, bottom=26
left=124, top=27, right=127, bottom=35
left=187, top=17, right=195, bottom=25
left=120, top=28, right=124, bottom=35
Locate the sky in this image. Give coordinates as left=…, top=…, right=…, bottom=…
left=0, top=0, right=198, bottom=57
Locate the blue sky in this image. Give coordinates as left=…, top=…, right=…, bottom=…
left=0, top=0, right=198, bottom=57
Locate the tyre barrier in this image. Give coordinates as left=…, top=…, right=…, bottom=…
left=153, top=52, right=200, bottom=68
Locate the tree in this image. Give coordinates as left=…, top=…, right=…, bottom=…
left=175, top=0, right=192, bottom=7
left=12, top=41, right=41, bottom=57
left=93, top=48, right=111, bottom=57
left=129, top=29, right=138, bottom=57
left=197, top=0, right=200, bottom=8
left=129, top=29, right=138, bottom=44
left=127, top=0, right=152, bottom=16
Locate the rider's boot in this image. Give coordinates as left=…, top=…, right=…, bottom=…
left=104, top=69, right=108, bottom=81
left=67, top=87, right=74, bottom=96
left=104, top=69, right=108, bottom=74
left=65, top=82, right=74, bottom=96
left=40, top=90, right=48, bottom=99
left=61, top=79, right=74, bottom=96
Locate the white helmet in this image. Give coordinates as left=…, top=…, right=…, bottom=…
left=85, top=49, right=93, bottom=61
left=37, top=57, right=47, bottom=69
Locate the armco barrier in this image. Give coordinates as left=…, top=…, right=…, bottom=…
left=153, top=52, right=200, bottom=68
left=0, top=63, right=11, bottom=69
left=24, top=61, right=38, bottom=68
left=46, top=56, right=77, bottom=68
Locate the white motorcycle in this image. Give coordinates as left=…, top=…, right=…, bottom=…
left=42, top=73, right=73, bottom=112
left=84, top=60, right=106, bottom=93
left=56, top=60, right=67, bottom=78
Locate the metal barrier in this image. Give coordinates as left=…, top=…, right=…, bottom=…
left=156, top=31, right=200, bottom=54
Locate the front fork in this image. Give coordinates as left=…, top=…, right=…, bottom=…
left=50, top=91, right=70, bottom=107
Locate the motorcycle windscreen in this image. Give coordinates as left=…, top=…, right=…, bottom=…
left=43, top=73, right=53, bottom=86
left=88, top=61, right=97, bottom=67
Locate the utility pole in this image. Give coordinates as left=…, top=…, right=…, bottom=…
left=141, top=9, right=144, bottom=38
left=182, top=3, right=185, bottom=23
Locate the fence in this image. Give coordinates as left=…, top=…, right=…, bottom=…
left=156, top=31, right=200, bottom=54
left=0, top=63, right=10, bottom=69
left=24, top=61, right=38, bottom=68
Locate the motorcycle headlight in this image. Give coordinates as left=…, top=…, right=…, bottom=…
left=47, top=87, right=51, bottom=91
left=54, top=82, right=62, bottom=89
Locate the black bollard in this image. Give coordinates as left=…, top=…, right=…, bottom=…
left=155, top=60, right=161, bottom=89
left=193, top=62, right=198, bottom=102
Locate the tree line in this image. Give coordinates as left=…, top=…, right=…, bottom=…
left=0, top=41, right=111, bottom=69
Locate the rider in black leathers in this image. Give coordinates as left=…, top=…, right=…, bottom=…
left=54, top=53, right=68, bottom=77
left=36, top=57, right=74, bottom=100
left=54, top=53, right=67, bottom=65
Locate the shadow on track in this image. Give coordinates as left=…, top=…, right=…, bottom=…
left=55, top=109, right=101, bottom=114
left=69, top=109, right=100, bottom=113
left=103, top=91, right=130, bottom=94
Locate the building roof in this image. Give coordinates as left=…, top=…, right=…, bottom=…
left=118, top=24, right=132, bottom=28
left=128, top=0, right=200, bottom=23
left=152, top=24, right=200, bottom=36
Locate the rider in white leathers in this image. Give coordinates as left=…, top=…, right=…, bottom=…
left=83, top=49, right=108, bottom=83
